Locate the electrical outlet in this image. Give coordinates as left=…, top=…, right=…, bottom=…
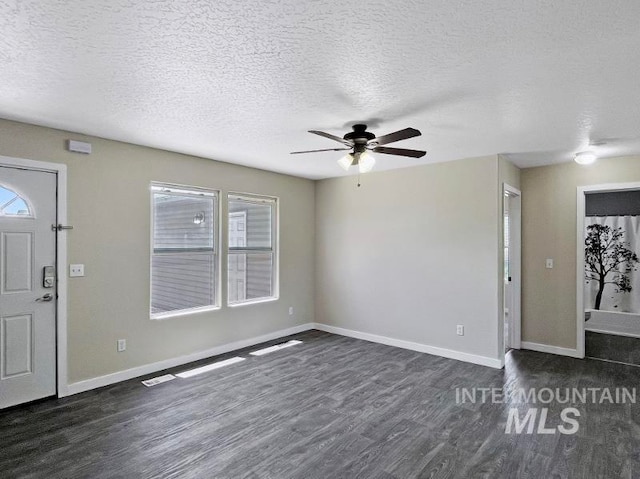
left=456, top=325, right=464, bottom=336
left=289, top=307, right=294, bottom=316
left=117, top=339, right=126, bottom=352
left=69, top=264, right=84, bottom=277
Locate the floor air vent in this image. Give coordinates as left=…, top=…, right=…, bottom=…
left=141, top=374, right=176, bottom=387
left=176, top=357, right=246, bottom=379
left=250, top=340, right=302, bottom=356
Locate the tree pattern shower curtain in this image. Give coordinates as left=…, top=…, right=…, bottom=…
left=585, top=215, right=640, bottom=313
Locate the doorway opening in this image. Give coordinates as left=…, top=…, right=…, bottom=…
left=502, top=184, right=521, bottom=360
left=578, top=184, right=640, bottom=366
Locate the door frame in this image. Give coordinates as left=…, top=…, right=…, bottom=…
left=0, top=155, right=68, bottom=398
left=500, top=183, right=522, bottom=364
left=576, top=181, right=640, bottom=359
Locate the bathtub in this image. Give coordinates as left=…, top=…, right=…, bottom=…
left=585, top=309, right=640, bottom=338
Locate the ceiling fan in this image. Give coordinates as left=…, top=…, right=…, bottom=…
left=291, top=124, right=426, bottom=173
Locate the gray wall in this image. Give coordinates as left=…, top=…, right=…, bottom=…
left=315, top=156, right=504, bottom=364
left=0, top=118, right=315, bottom=384
left=521, top=156, right=640, bottom=349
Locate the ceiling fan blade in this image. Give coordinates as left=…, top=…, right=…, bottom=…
left=372, top=127, right=421, bottom=146
left=372, top=146, right=427, bottom=158
left=290, top=148, right=351, bottom=155
left=309, top=130, right=353, bottom=146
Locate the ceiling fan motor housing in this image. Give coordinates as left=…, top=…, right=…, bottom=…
left=344, top=124, right=375, bottom=142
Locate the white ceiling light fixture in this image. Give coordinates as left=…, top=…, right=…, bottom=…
left=337, top=151, right=376, bottom=173
left=574, top=151, right=598, bottom=165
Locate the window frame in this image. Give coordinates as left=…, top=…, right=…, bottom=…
left=149, top=182, right=221, bottom=320
left=227, top=192, right=279, bottom=307
left=0, top=183, right=35, bottom=218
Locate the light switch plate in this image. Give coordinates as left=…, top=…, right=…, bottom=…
left=546, top=259, right=554, bottom=269
left=70, top=264, right=85, bottom=277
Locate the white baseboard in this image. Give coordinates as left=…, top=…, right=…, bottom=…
left=64, top=323, right=315, bottom=396
left=521, top=341, right=582, bottom=358
left=66, top=321, right=509, bottom=397
left=313, top=323, right=503, bottom=369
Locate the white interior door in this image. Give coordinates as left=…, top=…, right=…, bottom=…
left=0, top=166, right=57, bottom=408
left=503, top=186, right=522, bottom=353
left=504, top=194, right=512, bottom=351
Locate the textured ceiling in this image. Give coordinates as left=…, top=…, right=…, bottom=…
left=1, top=1, right=640, bottom=179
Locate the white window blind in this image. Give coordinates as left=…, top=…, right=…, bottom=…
left=228, top=194, right=277, bottom=305
left=151, top=184, right=218, bottom=318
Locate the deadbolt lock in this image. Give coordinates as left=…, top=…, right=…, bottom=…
left=43, top=266, right=55, bottom=288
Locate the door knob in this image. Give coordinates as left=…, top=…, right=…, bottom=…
left=35, top=293, right=54, bottom=302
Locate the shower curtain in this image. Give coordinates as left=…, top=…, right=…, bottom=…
left=585, top=215, right=640, bottom=313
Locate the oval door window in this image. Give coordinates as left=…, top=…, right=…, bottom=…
left=0, top=185, right=33, bottom=217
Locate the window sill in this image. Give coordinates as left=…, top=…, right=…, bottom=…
left=150, top=305, right=220, bottom=320
left=227, top=297, right=279, bottom=308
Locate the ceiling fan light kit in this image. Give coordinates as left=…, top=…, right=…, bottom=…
left=338, top=151, right=376, bottom=173
left=574, top=151, right=598, bottom=165
left=291, top=124, right=426, bottom=176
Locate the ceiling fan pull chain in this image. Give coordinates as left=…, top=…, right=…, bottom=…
left=357, top=171, right=361, bottom=188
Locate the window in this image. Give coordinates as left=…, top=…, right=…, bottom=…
left=150, top=184, right=218, bottom=318
left=228, top=193, right=277, bottom=305
left=0, top=185, right=32, bottom=217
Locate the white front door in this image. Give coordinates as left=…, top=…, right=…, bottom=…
left=0, top=166, right=57, bottom=408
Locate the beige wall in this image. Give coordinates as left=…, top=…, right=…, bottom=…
left=315, top=156, right=504, bottom=363
left=0, top=119, right=315, bottom=384
left=521, top=156, right=640, bottom=349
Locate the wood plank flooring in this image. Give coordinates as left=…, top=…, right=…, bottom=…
left=1, top=330, right=640, bottom=478
left=586, top=330, right=640, bottom=366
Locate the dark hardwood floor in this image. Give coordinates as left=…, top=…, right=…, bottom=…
left=586, top=330, right=640, bottom=366
left=2, top=330, right=640, bottom=478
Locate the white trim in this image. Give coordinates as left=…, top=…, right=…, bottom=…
left=586, top=328, right=640, bottom=339
left=577, top=188, right=586, bottom=358
left=504, top=184, right=522, bottom=196
left=502, top=183, right=522, bottom=364
left=65, top=319, right=514, bottom=396
left=151, top=305, right=221, bottom=321
left=314, top=323, right=503, bottom=369
left=66, top=323, right=315, bottom=396
left=521, top=341, right=582, bottom=358
left=227, top=297, right=278, bottom=308
left=0, top=155, right=69, bottom=398
left=576, top=181, right=640, bottom=360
